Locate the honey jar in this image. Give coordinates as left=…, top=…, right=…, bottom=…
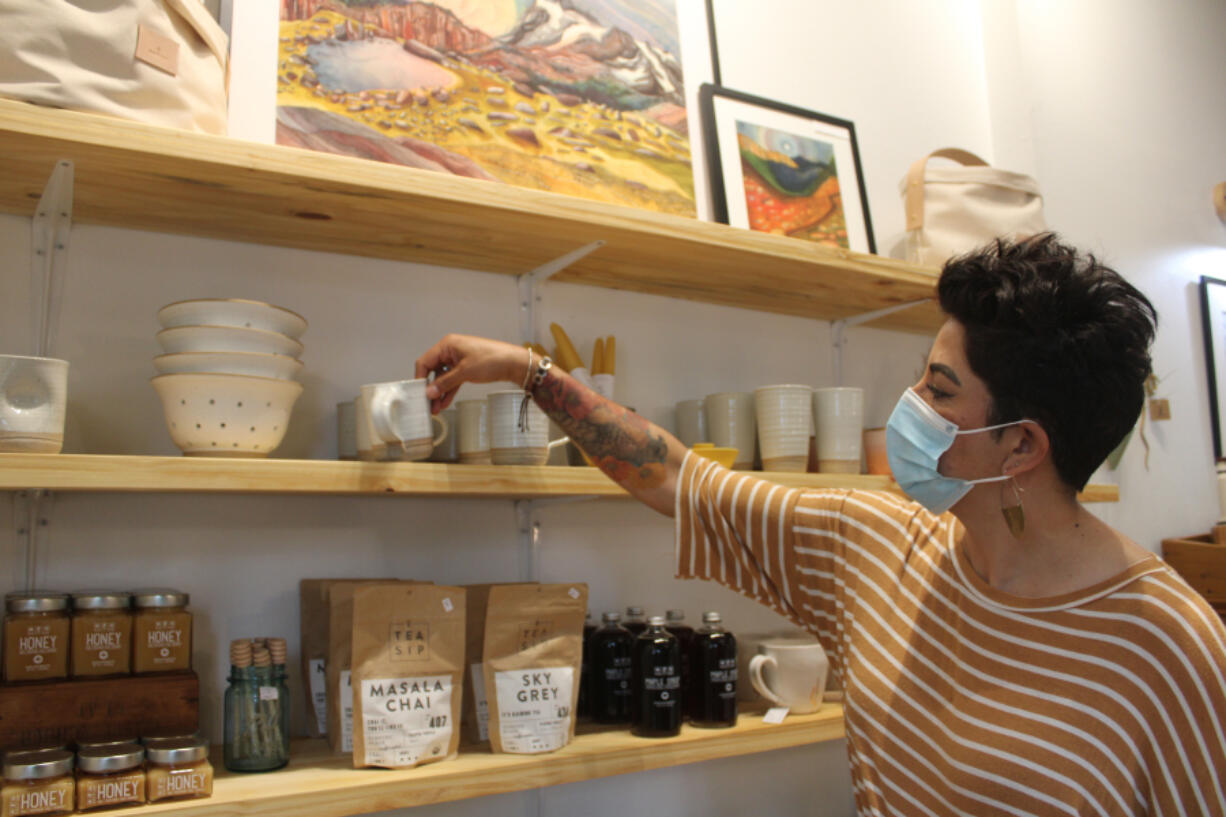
left=145, top=738, right=212, bottom=803
left=70, top=592, right=132, bottom=678
left=75, top=744, right=145, bottom=812
left=3, top=593, right=70, bottom=683
left=0, top=750, right=74, bottom=817
left=131, top=590, right=192, bottom=674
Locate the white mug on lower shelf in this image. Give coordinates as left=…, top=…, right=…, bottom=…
left=488, top=390, right=569, bottom=466
left=748, top=637, right=829, bottom=714
left=0, top=355, right=68, bottom=454
left=361, top=379, right=448, bottom=462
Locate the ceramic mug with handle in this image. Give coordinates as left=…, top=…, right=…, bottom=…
left=361, top=379, right=448, bottom=462
left=488, top=390, right=569, bottom=466
left=748, top=636, right=829, bottom=714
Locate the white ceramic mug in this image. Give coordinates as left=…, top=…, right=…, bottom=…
left=749, top=637, right=829, bottom=714
left=675, top=398, right=706, bottom=447
left=456, top=399, right=490, bottom=464
left=361, top=379, right=448, bottom=462
left=427, top=407, right=459, bottom=463
left=813, top=387, right=864, bottom=474
left=336, top=400, right=357, bottom=460
left=488, top=390, right=569, bottom=466
left=705, top=392, right=755, bottom=470
left=0, top=355, right=69, bottom=454
left=754, top=384, right=813, bottom=472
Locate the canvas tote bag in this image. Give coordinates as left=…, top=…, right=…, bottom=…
left=0, top=0, right=228, bottom=134
left=900, top=148, right=1046, bottom=266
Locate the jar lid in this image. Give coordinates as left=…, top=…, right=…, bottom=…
left=647, top=615, right=665, bottom=626
left=4, top=591, right=69, bottom=613
left=76, top=738, right=138, bottom=751
left=131, top=589, right=189, bottom=608
left=77, top=744, right=144, bottom=773
left=625, top=606, right=644, bottom=616
left=71, top=591, right=132, bottom=611
left=601, top=611, right=622, bottom=623
left=3, top=749, right=73, bottom=780
left=702, top=611, right=722, bottom=624
left=665, top=609, right=685, bottom=622
left=145, top=737, right=207, bottom=765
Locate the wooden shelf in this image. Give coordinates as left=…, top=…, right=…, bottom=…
left=0, top=453, right=1119, bottom=502
left=0, top=99, right=942, bottom=334
left=106, top=707, right=846, bottom=816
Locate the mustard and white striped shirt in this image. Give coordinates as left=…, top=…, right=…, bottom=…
left=675, top=453, right=1226, bottom=816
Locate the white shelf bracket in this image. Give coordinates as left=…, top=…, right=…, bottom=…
left=517, top=240, right=605, bottom=345
left=830, top=298, right=932, bottom=386
left=30, top=160, right=74, bottom=358
left=12, top=489, right=52, bottom=590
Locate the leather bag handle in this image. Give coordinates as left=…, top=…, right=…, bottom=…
left=904, top=148, right=990, bottom=231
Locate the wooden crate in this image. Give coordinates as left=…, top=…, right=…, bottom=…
left=0, top=670, right=198, bottom=751
left=1161, top=534, right=1226, bottom=607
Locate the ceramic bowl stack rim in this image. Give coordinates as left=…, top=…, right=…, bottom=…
left=152, top=299, right=307, bottom=457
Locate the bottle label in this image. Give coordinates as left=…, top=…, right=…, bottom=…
left=259, top=685, right=279, bottom=701
left=341, top=669, right=353, bottom=752
left=309, top=658, right=328, bottom=734
left=494, top=666, right=574, bottom=753
left=470, top=661, right=490, bottom=741
left=360, top=674, right=453, bottom=766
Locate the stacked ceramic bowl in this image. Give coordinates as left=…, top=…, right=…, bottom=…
left=151, top=299, right=307, bottom=457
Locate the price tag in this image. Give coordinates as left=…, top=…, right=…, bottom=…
left=442, top=597, right=454, bottom=612
left=568, top=587, right=580, bottom=599
left=763, top=707, right=790, bottom=725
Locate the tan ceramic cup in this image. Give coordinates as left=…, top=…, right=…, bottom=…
left=675, top=399, right=707, bottom=447
left=813, top=387, right=863, bottom=474
left=754, top=384, right=813, bottom=472
left=457, top=399, right=491, bottom=464
left=704, top=392, right=755, bottom=470
left=863, top=427, right=890, bottom=475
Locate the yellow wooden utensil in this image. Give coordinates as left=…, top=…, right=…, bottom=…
left=550, top=323, right=584, bottom=372
left=592, top=338, right=605, bottom=376
left=605, top=336, right=616, bottom=376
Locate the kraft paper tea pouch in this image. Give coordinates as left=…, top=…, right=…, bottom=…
left=301, top=578, right=384, bottom=739
left=351, top=583, right=466, bottom=769
left=462, top=582, right=536, bottom=744
left=483, top=583, right=587, bottom=755
left=326, top=580, right=429, bottom=753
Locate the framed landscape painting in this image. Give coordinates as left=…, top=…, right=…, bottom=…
left=277, top=0, right=695, bottom=217
left=699, top=84, right=875, bottom=253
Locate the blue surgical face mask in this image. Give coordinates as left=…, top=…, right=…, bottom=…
left=885, top=388, right=1027, bottom=514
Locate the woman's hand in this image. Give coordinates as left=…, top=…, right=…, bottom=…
left=415, top=334, right=529, bottom=413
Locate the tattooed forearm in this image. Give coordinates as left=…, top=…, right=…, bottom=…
left=533, top=369, right=674, bottom=494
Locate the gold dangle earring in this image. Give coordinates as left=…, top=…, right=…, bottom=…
left=1001, top=478, right=1025, bottom=537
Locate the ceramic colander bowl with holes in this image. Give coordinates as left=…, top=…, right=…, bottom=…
left=151, top=373, right=303, bottom=457
left=152, top=351, right=304, bottom=381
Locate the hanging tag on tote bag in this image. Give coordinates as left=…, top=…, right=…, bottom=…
left=135, top=24, right=180, bottom=76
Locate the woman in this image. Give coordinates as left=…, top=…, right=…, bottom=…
left=417, top=235, right=1225, bottom=815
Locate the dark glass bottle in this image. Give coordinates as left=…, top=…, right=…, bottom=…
left=591, top=612, right=634, bottom=724
left=665, top=608, right=694, bottom=694
left=624, top=606, right=647, bottom=636
left=688, top=611, right=737, bottom=728
left=632, top=616, right=681, bottom=738
left=578, top=610, right=596, bottom=719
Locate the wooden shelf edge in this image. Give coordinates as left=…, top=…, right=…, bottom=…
left=0, top=454, right=1117, bottom=502
left=109, top=707, right=845, bottom=817
left=0, top=99, right=942, bottom=333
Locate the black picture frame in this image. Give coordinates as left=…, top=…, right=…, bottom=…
left=1200, top=275, right=1226, bottom=459
left=698, top=84, right=876, bottom=254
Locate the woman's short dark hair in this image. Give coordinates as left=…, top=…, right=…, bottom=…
left=937, top=234, right=1157, bottom=491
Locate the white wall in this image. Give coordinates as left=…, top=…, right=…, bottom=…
left=3, top=2, right=1223, bottom=816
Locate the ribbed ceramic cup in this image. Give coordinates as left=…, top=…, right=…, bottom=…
left=813, top=387, right=864, bottom=473
left=754, top=385, right=813, bottom=472
left=457, top=399, right=490, bottom=464
left=488, top=390, right=569, bottom=466
left=704, top=392, right=755, bottom=470
left=0, top=355, right=68, bottom=454
left=675, top=399, right=707, bottom=447
left=361, top=379, right=448, bottom=462
left=427, top=407, right=458, bottom=463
